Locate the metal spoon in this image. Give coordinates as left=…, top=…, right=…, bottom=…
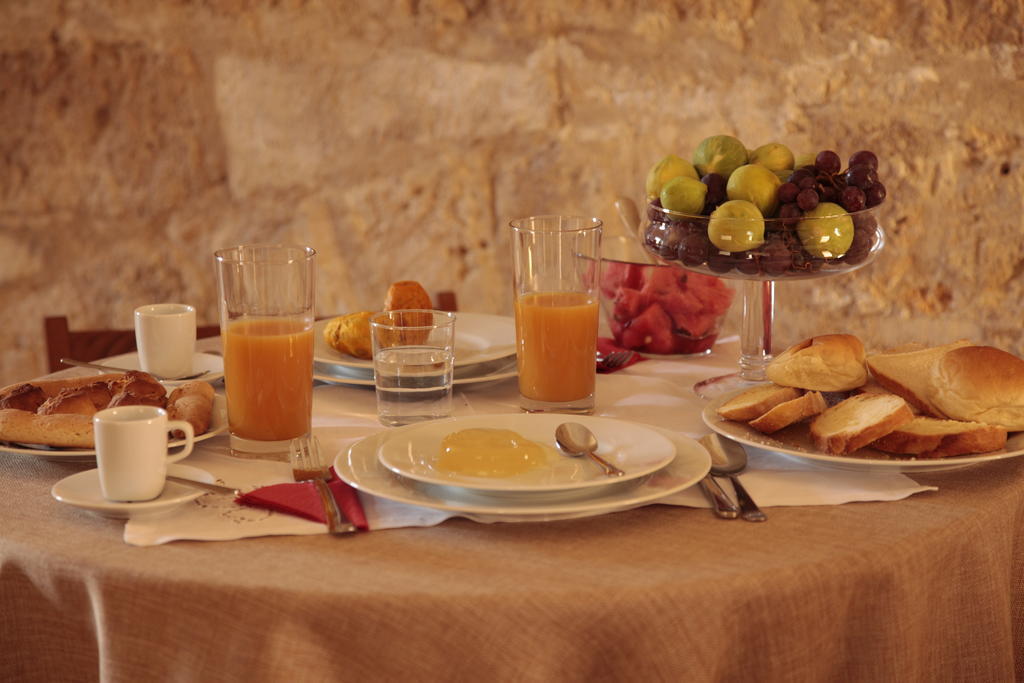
left=703, top=432, right=767, bottom=522
left=555, top=423, right=625, bottom=477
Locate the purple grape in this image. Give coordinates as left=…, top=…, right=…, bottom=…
left=701, top=173, right=727, bottom=206
left=865, top=182, right=887, bottom=207
left=762, top=237, right=793, bottom=276
left=845, top=165, right=878, bottom=190
left=839, top=185, right=864, bottom=211
left=788, top=168, right=813, bottom=184
left=815, top=150, right=841, bottom=175
left=734, top=252, right=761, bottom=275
left=706, top=250, right=734, bottom=274
left=849, top=150, right=878, bottom=171
left=840, top=186, right=866, bottom=212
left=679, top=227, right=710, bottom=266
left=797, top=175, right=817, bottom=190
left=820, top=185, right=838, bottom=203
left=778, top=202, right=802, bottom=227
left=777, top=182, right=799, bottom=204
left=796, top=188, right=819, bottom=211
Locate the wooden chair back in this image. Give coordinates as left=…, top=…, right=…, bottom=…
left=44, top=316, right=220, bottom=373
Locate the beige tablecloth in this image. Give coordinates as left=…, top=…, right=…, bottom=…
left=3, top=339, right=1024, bottom=682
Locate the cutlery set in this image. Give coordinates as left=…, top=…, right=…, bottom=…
left=698, top=433, right=766, bottom=522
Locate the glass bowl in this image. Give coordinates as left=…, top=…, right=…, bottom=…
left=641, top=201, right=885, bottom=281
left=599, top=236, right=735, bottom=356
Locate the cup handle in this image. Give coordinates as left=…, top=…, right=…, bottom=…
left=167, top=421, right=195, bottom=463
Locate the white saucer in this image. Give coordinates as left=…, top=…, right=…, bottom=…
left=51, top=464, right=216, bottom=519
left=95, top=352, right=224, bottom=385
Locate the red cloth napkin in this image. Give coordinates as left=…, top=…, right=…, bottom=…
left=597, top=337, right=646, bottom=373
left=236, top=467, right=369, bottom=531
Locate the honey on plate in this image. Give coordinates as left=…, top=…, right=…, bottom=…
left=436, top=428, right=555, bottom=478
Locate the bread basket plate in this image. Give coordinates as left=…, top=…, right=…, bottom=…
left=0, top=395, right=228, bottom=462
left=703, top=388, right=1024, bottom=472
left=314, top=312, right=515, bottom=371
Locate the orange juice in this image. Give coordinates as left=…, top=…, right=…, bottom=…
left=223, top=317, right=313, bottom=441
left=514, top=291, right=599, bottom=403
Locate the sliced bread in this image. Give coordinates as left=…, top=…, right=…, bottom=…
left=717, top=383, right=802, bottom=421
left=871, top=416, right=1007, bottom=459
left=809, top=393, right=914, bottom=455
left=864, top=340, right=974, bottom=417
left=749, top=391, right=828, bottom=434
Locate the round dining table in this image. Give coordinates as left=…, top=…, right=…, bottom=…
left=2, top=337, right=1023, bottom=682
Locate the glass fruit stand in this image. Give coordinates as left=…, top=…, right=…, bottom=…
left=638, top=144, right=887, bottom=399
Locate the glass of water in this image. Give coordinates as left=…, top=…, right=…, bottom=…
left=370, top=310, right=456, bottom=427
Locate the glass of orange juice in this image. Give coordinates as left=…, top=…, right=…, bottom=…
left=215, top=244, right=316, bottom=455
left=511, top=216, right=602, bottom=414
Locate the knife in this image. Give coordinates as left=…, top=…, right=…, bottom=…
left=166, top=476, right=239, bottom=496
left=698, top=435, right=740, bottom=519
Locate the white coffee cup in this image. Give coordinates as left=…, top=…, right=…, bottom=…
left=94, top=405, right=196, bottom=502
left=134, top=303, right=197, bottom=379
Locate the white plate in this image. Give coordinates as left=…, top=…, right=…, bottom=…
left=314, top=312, right=516, bottom=371
left=0, top=395, right=228, bottom=461
left=376, top=414, right=677, bottom=493
left=703, top=388, right=1024, bottom=473
left=89, top=352, right=224, bottom=385
left=51, top=464, right=216, bottom=519
left=335, top=426, right=709, bottom=517
left=313, top=356, right=518, bottom=387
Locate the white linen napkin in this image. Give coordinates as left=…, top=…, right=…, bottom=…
left=124, top=376, right=937, bottom=546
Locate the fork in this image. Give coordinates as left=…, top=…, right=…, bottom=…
left=597, top=350, right=636, bottom=370
left=289, top=435, right=357, bottom=535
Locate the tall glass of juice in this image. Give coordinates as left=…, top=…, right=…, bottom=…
left=510, top=215, right=602, bottom=414
left=215, top=244, right=316, bottom=455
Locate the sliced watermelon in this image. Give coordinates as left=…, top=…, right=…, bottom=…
left=601, top=261, right=645, bottom=298
left=619, top=303, right=675, bottom=354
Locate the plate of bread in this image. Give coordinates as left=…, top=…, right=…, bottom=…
left=317, top=280, right=515, bottom=371
left=703, top=334, right=1024, bottom=472
left=0, top=371, right=226, bottom=461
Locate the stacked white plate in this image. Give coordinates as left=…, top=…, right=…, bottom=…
left=313, top=313, right=518, bottom=387
left=333, top=413, right=711, bottom=519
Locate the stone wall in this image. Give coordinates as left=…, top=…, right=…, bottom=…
left=1, top=0, right=1022, bottom=386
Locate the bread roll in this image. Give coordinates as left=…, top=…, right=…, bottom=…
left=38, top=388, right=100, bottom=416
left=384, top=281, right=432, bottom=311
left=929, top=346, right=1024, bottom=430
left=865, top=341, right=974, bottom=417
left=0, top=409, right=93, bottom=449
left=0, top=383, right=47, bottom=412
left=766, top=334, right=867, bottom=391
left=0, top=373, right=124, bottom=400
left=167, top=381, right=215, bottom=437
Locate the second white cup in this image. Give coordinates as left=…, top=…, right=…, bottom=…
left=94, top=405, right=195, bottom=502
left=134, top=303, right=196, bottom=379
